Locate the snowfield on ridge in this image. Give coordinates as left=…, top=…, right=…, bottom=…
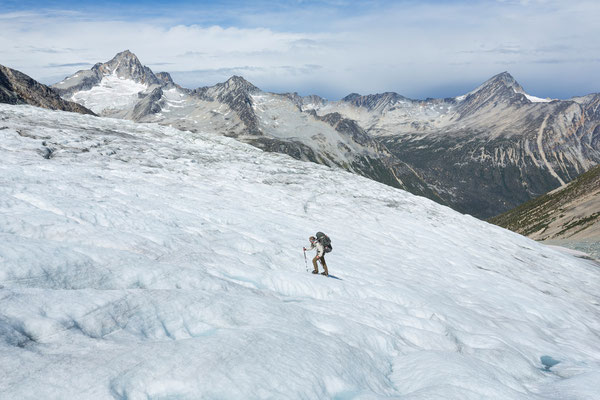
left=0, top=104, right=599, bottom=399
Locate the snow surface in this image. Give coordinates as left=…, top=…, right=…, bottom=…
left=1, top=104, right=600, bottom=399
left=70, top=74, right=148, bottom=114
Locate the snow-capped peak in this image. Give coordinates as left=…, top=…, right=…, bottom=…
left=51, top=50, right=164, bottom=115
left=94, top=50, right=159, bottom=85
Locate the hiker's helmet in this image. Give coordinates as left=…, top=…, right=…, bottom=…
left=309, top=236, right=316, bottom=242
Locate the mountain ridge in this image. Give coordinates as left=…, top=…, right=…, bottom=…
left=489, top=164, right=600, bottom=241
left=310, top=72, right=599, bottom=217
left=49, top=50, right=600, bottom=218
left=50, top=51, right=440, bottom=202
left=0, top=64, right=94, bottom=115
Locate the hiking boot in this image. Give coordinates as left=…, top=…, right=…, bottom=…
left=312, top=270, right=319, bottom=274
left=321, top=272, right=328, bottom=276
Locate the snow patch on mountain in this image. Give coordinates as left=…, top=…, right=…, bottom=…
left=70, top=74, right=148, bottom=114
left=524, top=94, right=553, bottom=103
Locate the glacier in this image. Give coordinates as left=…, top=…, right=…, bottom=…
left=70, top=73, right=149, bottom=115
left=0, top=104, right=599, bottom=399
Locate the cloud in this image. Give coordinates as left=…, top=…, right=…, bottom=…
left=0, top=1, right=599, bottom=99
left=532, top=57, right=600, bottom=65
left=45, top=62, right=93, bottom=68
left=459, top=46, right=525, bottom=55
left=172, top=64, right=325, bottom=90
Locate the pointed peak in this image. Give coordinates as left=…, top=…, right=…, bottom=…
left=97, top=50, right=144, bottom=72
left=456, top=71, right=527, bottom=102
left=493, top=71, right=515, bottom=80
left=91, top=50, right=159, bottom=85
left=100, top=50, right=145, bottom=71
left=226, top=75, right=253, bottom=85
left=480, top=71, right=524, bottom=93
left=222, top=75, right=259, bottom=93
left=227, top=75, right=246, bottom=82
left=112, top=50, right=139, bottom=61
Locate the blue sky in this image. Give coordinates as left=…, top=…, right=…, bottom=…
left=1, top=0, right=599, bottom=100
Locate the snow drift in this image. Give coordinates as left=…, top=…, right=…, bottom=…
left=0, top=104, right=599, bottom=399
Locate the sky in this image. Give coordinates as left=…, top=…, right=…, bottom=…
left=1, top=0, right=599, bottom=100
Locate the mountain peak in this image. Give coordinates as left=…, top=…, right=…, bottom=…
left=484, top=71, right=524, bottom=93
left=223, top=75, right=258, bottom=93
left=92, top=50, right=159, bottom=85
left=100, top=50, right=143, bottom=73
left=456, top=71, right=527, bottom=105
left=52, top=50, right=161, bottom=97
left=112, top=49, right=138, bottom=61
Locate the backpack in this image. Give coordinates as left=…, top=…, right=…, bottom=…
left=315, top=232, right=332, bottom=253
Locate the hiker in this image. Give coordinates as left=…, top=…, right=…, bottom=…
left=304, top=234, right=329, bottom=276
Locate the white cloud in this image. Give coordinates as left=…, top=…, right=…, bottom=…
left=1, top=1, right=599, bottom=99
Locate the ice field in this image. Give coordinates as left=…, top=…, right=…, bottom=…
left=0, top=104, right=599, bottom=399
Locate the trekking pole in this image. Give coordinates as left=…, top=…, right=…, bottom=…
left=303, top=249, right=308, bottom=272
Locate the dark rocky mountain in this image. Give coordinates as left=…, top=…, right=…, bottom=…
left=0, top=64, right=94, bottom=115
left=342, top=92, right=411, bottom=113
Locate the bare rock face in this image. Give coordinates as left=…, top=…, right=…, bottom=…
left=132, top=87, right=164, bottom=121
left=0, top=64, right=95, bottom=115
left=193, top=76, right=261, bottom=135
left=342, top=92, right=410, bottom=113
left=155, top=72, right=175, bottom=86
